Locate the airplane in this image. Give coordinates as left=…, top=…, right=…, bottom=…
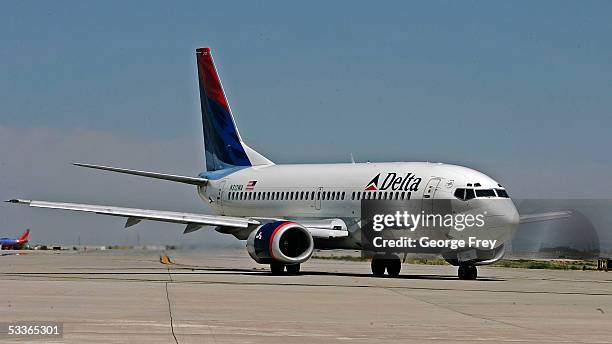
left=0, top=229, right=30, bottom=250
left=6, top=47, right=569, bottom=279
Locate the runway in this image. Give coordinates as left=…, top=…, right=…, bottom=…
left=1, top=249, right=610, bottom=343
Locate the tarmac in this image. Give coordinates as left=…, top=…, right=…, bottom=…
left=0, top=248, right=610, bottom=343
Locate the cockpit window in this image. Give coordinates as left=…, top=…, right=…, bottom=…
left=465, top=188, right=475, bottom=200
left=475, top=189, right=496, bottom=198
left=455, top=187, right=509, bottom=200
left=454, top=188, right=465, bottom=200
left=495, top=189, right=509, bottom=198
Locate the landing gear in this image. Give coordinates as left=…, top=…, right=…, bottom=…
left=371, top=255, right=401, bottom=277
left=270, top=263, right=301, bottom=275
left=270, top=262, right=285, bottom=275
left=458, top=264, right=477, bottom=280
left=285, top=263, right=301, bottom=275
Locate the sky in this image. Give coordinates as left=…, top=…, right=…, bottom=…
left=1, top=1, right=611, bottom=246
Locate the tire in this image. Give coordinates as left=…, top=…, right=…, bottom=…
left=467, top=265, right=478, bottom=280
left=270, top=263, right=285, bottom=275
left=371, top=258, right=386, bottom=277
left=286, top=264, right=301, bottom=275
left=458, top=264, right=477, bottom=280
left=387, top=258, right=401, bottom=277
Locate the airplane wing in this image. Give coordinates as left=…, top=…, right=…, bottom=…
left=5, top=199, right=349, bottom=239
left=519, top=211, right=572, bottom=224
left=6, top=199, right=258, bottom=231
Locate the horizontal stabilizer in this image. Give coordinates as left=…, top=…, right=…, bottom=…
left=74, top=163, right=208, bottom=186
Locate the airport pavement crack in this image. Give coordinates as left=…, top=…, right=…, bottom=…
left=165, top=267, right=179, bottom=344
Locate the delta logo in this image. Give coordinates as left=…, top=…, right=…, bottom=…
left=365, top=173, right=422, bottom=192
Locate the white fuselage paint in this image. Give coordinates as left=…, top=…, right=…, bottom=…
left=198, top=162, right=520, bottom=250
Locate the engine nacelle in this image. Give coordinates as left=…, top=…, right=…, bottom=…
left=247, top=221, right=314, bottom=264
left=443, top=244, right=505, bottom=266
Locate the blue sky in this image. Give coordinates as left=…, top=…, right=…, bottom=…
left=1, top=1, right=611, bottom=245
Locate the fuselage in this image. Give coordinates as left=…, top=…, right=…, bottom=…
left=198, top=162, right=520, bottom=250
left=0, top=238, right=27, bottom=249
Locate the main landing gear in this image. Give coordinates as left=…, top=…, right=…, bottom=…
left=270, top=263, right=301, bottom=275
left=458, top=264, right=477, bottom=280
left=371, top=255, right=401, bottom=277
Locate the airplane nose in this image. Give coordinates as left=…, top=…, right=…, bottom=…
left=481, top=199, right=520, bottom=244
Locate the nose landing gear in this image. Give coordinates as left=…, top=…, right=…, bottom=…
left=371, top=255, right=402, bottom=277
left=458, top=264, right=477, bottom=280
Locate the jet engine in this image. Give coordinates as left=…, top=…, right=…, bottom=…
left=247, top=221, right=314, bottom=264
left=443, top=244, right=506, bottom=266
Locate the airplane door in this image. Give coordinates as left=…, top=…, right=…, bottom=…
left=217, top=180, right=226, bottom=209
left=315, top=187, right=322, bottom=210
left=421, top=177, right=441, bottom=214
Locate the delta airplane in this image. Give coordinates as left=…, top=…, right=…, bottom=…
left=7, top=48, right=568, bottom=279
left=0, top=229, right=30, bottom=250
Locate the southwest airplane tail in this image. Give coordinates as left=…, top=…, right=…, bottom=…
left=6, top=47, right=571, bottom=279
left=18, top=229, right=30, bottom=242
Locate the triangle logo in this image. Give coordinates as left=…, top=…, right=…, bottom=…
left=365, top=174, right=380, bottom=191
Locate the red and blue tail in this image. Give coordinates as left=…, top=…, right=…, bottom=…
left=196, top=48, right=272, bottom=172
left=18, top=229, right=29, bottom=242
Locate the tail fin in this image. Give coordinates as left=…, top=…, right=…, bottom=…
left=196, top=48, right=272, bottom=171
left=18, top=229, right=29, bottom=242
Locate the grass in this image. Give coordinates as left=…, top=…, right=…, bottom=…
left=491, top=259, right=598, bottom=271
left=312, top=254, right=600, bottom=271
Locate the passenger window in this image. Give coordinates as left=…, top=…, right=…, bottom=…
left=465, top=189, right=475, bottom=200
left=341, top=192, right=345, bottom=200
